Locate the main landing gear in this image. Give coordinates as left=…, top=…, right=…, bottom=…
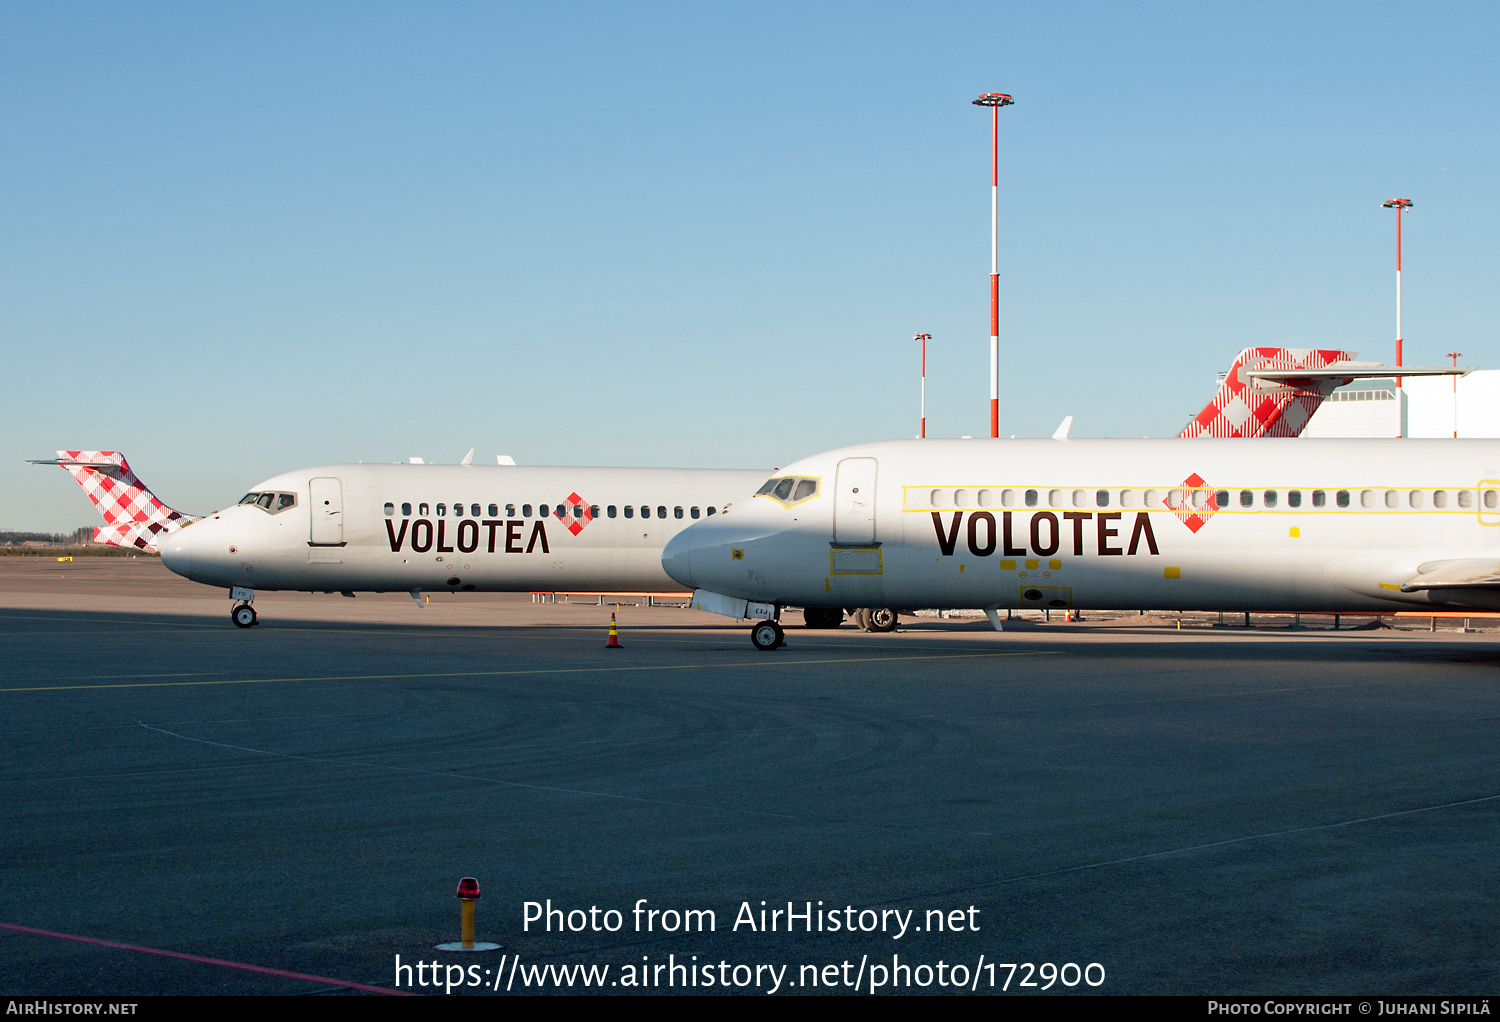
left=750, top=619, right=785, bottom=651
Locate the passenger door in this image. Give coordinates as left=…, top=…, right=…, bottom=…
left=309, top=477, right=344, bottom=545
left=834, top=457, right=878, bottom=545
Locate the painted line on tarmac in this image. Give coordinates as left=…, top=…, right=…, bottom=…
left=0, top=921, right=415, bottom=996
left=0, top=649, right=1052, bottom=693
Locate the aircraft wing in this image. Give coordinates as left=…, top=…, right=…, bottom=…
left=1398, top=559, right=1500, bottom=593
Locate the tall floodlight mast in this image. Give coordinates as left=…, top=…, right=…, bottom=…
left=1383, top=198, right=1414, bottom=392
left=1448, top=350, right=1462, bottom=439
left=914, top=334, right=932, bottom=438
left=973, top=92, right=1014, bottom=438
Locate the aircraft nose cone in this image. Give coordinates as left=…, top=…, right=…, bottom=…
left=661, top=528, right=696, bottom=588
left=158, top=528, right=194, bottom=579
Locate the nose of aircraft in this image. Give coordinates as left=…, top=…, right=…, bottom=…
left=158, top=527, right=194, bottom=579
left=661, top=528, right=695, bottom=589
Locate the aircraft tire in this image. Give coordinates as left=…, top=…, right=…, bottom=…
left=750, top=620, right=784, bottom=651
left=853, top=608, right=871, bottom=631
left=867, top=607, right=898, bottom=632
left=231, top=604, right=257, bottom=628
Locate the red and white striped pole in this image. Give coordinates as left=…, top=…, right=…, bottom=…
left=973, top=93, right=1013, bottom=438
left=1448, top=350, right=1462, bottom=438
left=1383, top=198, right=1413, bottom=390
left=914, top=333, right=931, bottom=438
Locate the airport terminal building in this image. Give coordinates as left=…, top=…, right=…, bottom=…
left=1301, top=370, right=1500, bottom=438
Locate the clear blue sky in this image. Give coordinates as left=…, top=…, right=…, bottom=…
left=4, top=2, right=1497, bottom=529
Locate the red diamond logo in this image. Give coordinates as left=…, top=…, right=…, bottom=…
left=560, top=492, right=593, bottom=536
left=1173, top=473, right=1217, bottom=533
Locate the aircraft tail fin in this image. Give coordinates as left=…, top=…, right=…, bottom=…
left=28, top=451, right=196, bottom=552
left=1179, top=347, right=1357, bottom=439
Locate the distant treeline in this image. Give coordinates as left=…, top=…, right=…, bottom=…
left=0, top=528, right=152, bottom=556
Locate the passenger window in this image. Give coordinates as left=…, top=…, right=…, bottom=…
left=505, top=504, right=516, bottom=517
left=1336, top=490, right=1350, bottom=508
left=1144, top=489, right=1160, bottom=506
left=590, top=506, right=599, bottom=518
left=674, top=507, right=684, bottom=519
left=1384, top=491, right=1398, bottom=509
left=256, top=493, right=275, bottom=509
left=641, top=506, right=651, bottom=519
left=772, top=478, right=795, bottom=501
left=1073, top=489, right=1088, bottom=507
left=706, top=506, right=716, bottom=516
left=1025, top=489, right=1039, bottom=508
left=1049, top=489, right=1064, bottom=507
left=1096, top=490, right=1110, bottom=508
left=384, top=502, right=395, bottom=517
left=1433, top=491, right=1448, bottom=508
left=624, top=506, right=634, bottom=518
left=1240, top=490, right=1254, bottom=508
left=437, top=503, right=447, bottom=516
left=976, top=489, right=993, bottom=507
left=556, top=504, right=567, bottom=519
left=1121, top=490, right=1137, bottom=508
left=1166, top=490, right=1183, bottom=509
left=573, top=505, right=584, bottom=519
left=1263, top=490, right=1278, bottom=508
left=691, top=507, right=700, bottom=519
left=401, top=502, right=412, bottom=516
left=471, top=504, right=481, bottom=517
left=955, top=489, right=971, bottom=507
left=537, top=505, right=547, bottom=518
left=1287, top=491, right=1301, bottom=508
left=1360, top=490, right=1375, bottom=509
left=1458, top=491, right=1474, bottom=508
left=419, top=503, right=430, bottom=516
left=607, top=506, right=617, bottom=518
left=1409, top=490, right=1423, bottom=508
left=931, top=489, right=947, bottom=508
left=1214, top=490, right=1229, bottom=509
left=657, top=506, right=667, bottom=518
left=1191, top=489, right=1205, bottom=509
left=1311, top=491, right=1325, bottom=508
left=792, top=479, right=817, bottom=502
left=522, top=504, right=532, bottom=517
left=1486, top=490, right=1499, bottom=510
left=999, top=489, right=1015, bottom=508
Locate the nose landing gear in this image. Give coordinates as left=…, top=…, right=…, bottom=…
left=750, top=619, right=785, bottom=651
left=229, top=586, right=257, bottom=628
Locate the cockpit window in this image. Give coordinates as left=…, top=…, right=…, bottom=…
left=256, top=493, right=275, bottom=509
left=244, top=491, right=298, bottom=514
left=277, top=493, right=297, bottom=511
left=239, top=493, right=260, bottom=505
left=757, top=476, right=820, bottom=506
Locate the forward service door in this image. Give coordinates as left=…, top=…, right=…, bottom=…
left=309, top=477, right=344, bottom=545
left=833, top=457, right=878, bottom=545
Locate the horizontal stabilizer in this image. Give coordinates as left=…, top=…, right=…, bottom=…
left=1248, top=362, right=1472, bottom=383
left=1399, top=559, right=1500, bottom=592
left=28, top=450, right=195, bottom=549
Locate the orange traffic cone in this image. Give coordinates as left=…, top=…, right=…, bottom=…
left=606, top=613, right=622, bottom=648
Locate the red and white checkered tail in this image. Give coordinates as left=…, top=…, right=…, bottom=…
left=33, top=451, right=197, bottom=552
left=1178, top=347, right=1357, bottom=439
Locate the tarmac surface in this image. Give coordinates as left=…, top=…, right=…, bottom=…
left=2, top=558, right=1498, bottom=996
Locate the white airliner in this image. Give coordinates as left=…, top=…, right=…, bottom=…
left=31, top=346, right=1465, bottom=631
left=31, top=450, right=765, bottom=627
left=663, top=437, right=1500, bottom=649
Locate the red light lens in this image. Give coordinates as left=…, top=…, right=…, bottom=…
left=456, top=877, right=481, bottom=899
